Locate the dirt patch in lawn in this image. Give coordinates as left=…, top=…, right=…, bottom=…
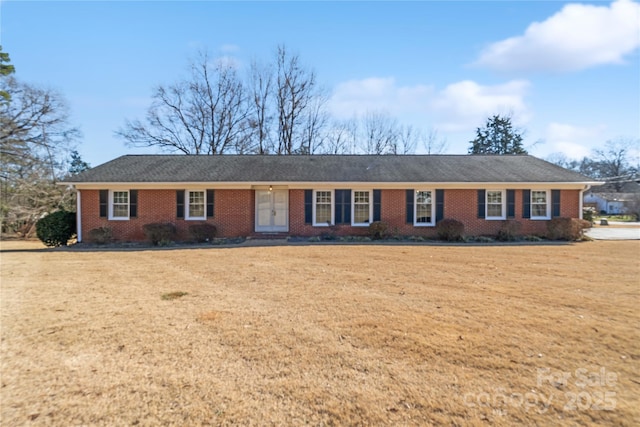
left=1, top=240, right=639, bottom=426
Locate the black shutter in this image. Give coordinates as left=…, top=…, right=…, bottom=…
left=334, top=189, right=351, bottom=225
left=406, top=190, right=414, bottom=224
left=99, top=190, right=108, bottom=218
left=436, top=189, right=444, bottom=223
left=552, top=190, right=561, bottom=218
left=206, top=189, right=215, bottom=218
left=304, top=190, right=313, bottom=224
left=477, top=190, right=486, bottom=219
left=506, top=189, right=515, bottom=219
left=522, top=189, right=531, bottom=219
left=373, top=190, right=381, bottom=222
left=129, top=190, right=138, bottom=218
left=176, top=190, right=185, bottom=219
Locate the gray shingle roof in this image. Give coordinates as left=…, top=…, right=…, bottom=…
left=64, top=154, right=596, bottom=184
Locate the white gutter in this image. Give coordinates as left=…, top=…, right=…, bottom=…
left=76, top=190, right=82, bottom=242
left=579, top=185, right=591, bottom=220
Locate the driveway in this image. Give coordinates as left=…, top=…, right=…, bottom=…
left=586, top=222, right=640, bottom=240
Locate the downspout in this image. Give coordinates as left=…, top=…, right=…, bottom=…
left=579, top=185, right=591, bottom=220
left=76, top=189, right=82, bottom=243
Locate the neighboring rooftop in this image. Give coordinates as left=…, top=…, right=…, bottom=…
left=64, top=154, right=598, bottom=184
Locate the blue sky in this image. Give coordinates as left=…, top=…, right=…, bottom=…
left=2, top=0, right=639, bottom=166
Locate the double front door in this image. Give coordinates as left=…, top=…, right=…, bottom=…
left=255, top=190, right=288, bottom=232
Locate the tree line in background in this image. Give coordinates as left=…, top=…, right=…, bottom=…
left=0, top=46, right=88, bottom=235
left=116, top=45, right=449, bottom=156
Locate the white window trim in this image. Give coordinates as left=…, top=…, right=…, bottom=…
left=185, top=190, right=206, bottom=221
left=351, top=190, right=373, bottom=227
left=486, top=190, right=506, bottom=220
left=414, top=189, right=435, bottom=227
left=312, top=189, right=334, bottom=226
left=530, top=189, right=551, bottom=220
left=109, top=190, right=129, bottom=220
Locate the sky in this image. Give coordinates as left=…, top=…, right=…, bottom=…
left=1, top=0, right=639, bottom=167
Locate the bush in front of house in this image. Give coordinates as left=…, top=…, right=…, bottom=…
left=546, top=217, right=590, bottom=241
left=36, top=210, right=76, bottom=247
left=435, top=218, right=465, bottom=242
left=368, top=221, right=388, bottom=240
left=188, top=223, right=217, bottom=243
left=582, top=207, right=595, bottom=224
left=497, top=220, right=522, bottom=242
left=87, top=226, right=113, bottom=244
left=142, top=222, right=176, bottom=246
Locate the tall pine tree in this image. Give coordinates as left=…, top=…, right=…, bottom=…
left=468, top=115, right=527, bottom=155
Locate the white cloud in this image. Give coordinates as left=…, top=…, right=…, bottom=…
left=219, top=44, right=240, bottom=53
left=475, top=0, right=640, bottom=73
left=329, top=77, right=530, bottom=133
left=542, top=122, right=607, bottom=159
left=430, top=80, right=531, bottom=132
left=329, top=77, right=433, bottom=118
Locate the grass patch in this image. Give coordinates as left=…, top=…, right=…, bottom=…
left=161, top=291, right=188, bottom=300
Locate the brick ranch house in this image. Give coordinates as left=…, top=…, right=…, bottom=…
left=61, top=155, right=599, bottom=242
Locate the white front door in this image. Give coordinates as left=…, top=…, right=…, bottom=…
left=255, top=190, right=289, bottom=232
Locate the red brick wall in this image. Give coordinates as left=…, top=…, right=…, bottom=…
left=80, top=189, right=254, bottom=242
left=79, top=188, right=582, bottom=241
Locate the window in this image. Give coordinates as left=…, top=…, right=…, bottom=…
left=486, top=190, right=505, bottom=219
left=313, top=190, right=333, bottom=226
left=531, top=190, right=550, bottom=219
left=414, top=190, right=434, bottom=226
left=352, top=190, right=372, bottom=226
left=186, top=190, right=205, bottom=220
left=110, top=190, right=129, bottom=220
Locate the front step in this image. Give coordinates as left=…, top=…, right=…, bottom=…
left=247, top=233, right=289, bottom=240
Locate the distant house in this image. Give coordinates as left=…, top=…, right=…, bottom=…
left=61, top=155, right=599, bottom=242
left=583, top=192, right=637, bottom=214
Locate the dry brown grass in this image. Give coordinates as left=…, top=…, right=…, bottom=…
left=1, top=240, right=639, bottom=426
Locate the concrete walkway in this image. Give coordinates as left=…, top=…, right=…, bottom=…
left=586, top=222, right=640, bottom=240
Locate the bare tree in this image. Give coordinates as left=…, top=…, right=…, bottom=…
left=299, top=89, right=329, bottom=154
left=116, top=52, right=249, bottom=155
left=247, top=59, right=274, bottom=154
left=360, top=110, right=399, bottom=155
left=421, top=127, right=448, bottom=154
left=391, top=124, right=418, bottom=155
left=275, top=45, right=319, bottom=154
left=324, top=118, right=358, bottom=154
left=1, top=50, right=80, bottom=234
left=591, top=138, right=639, bottom=192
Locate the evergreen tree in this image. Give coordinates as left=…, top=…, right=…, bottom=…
left=468, top=115, right=527, bottom=155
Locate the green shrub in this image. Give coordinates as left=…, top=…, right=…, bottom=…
left=547, top=217, right=589, bottom=241
left=142, top=222, right=176, bottom=246
left=435, top=219, right=465, bottom=242
left=368, top=221, right=388, bottom=240
left=582, top=207, right=595, bottom=224
left=188, top=223, right=217, bottom=242
left=497, top=220, right=522, bottom=241
left=36, top=210, right=76, bottom=247
left=87, top=226, right=112, bottom=244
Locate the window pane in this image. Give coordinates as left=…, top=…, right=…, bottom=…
left=189, top=191, right=205, bottom=217
left=416, top=204, right=432, bottom=223
left=532, top=204, right=547, bottom=217
left=532, top=191, right=546, bottom=203
left=316, top=204, right=331, bottom=223
left=487, top=191, right=502, bottom=203
left=316, top=191, right=331, bottom=204
left=416, top=191, right=431, bottom=204
left=354, top=205, right=369, bottom=223
left=354, top=191, right=369, bottom=203
left=113, top=191, right=128, bottom=204
left=113, top=205, right=128, bottom=217
left=487, top=204, right=503, bottom=217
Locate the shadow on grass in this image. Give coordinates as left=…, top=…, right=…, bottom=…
left=1, top=239, right=577, bottom=253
